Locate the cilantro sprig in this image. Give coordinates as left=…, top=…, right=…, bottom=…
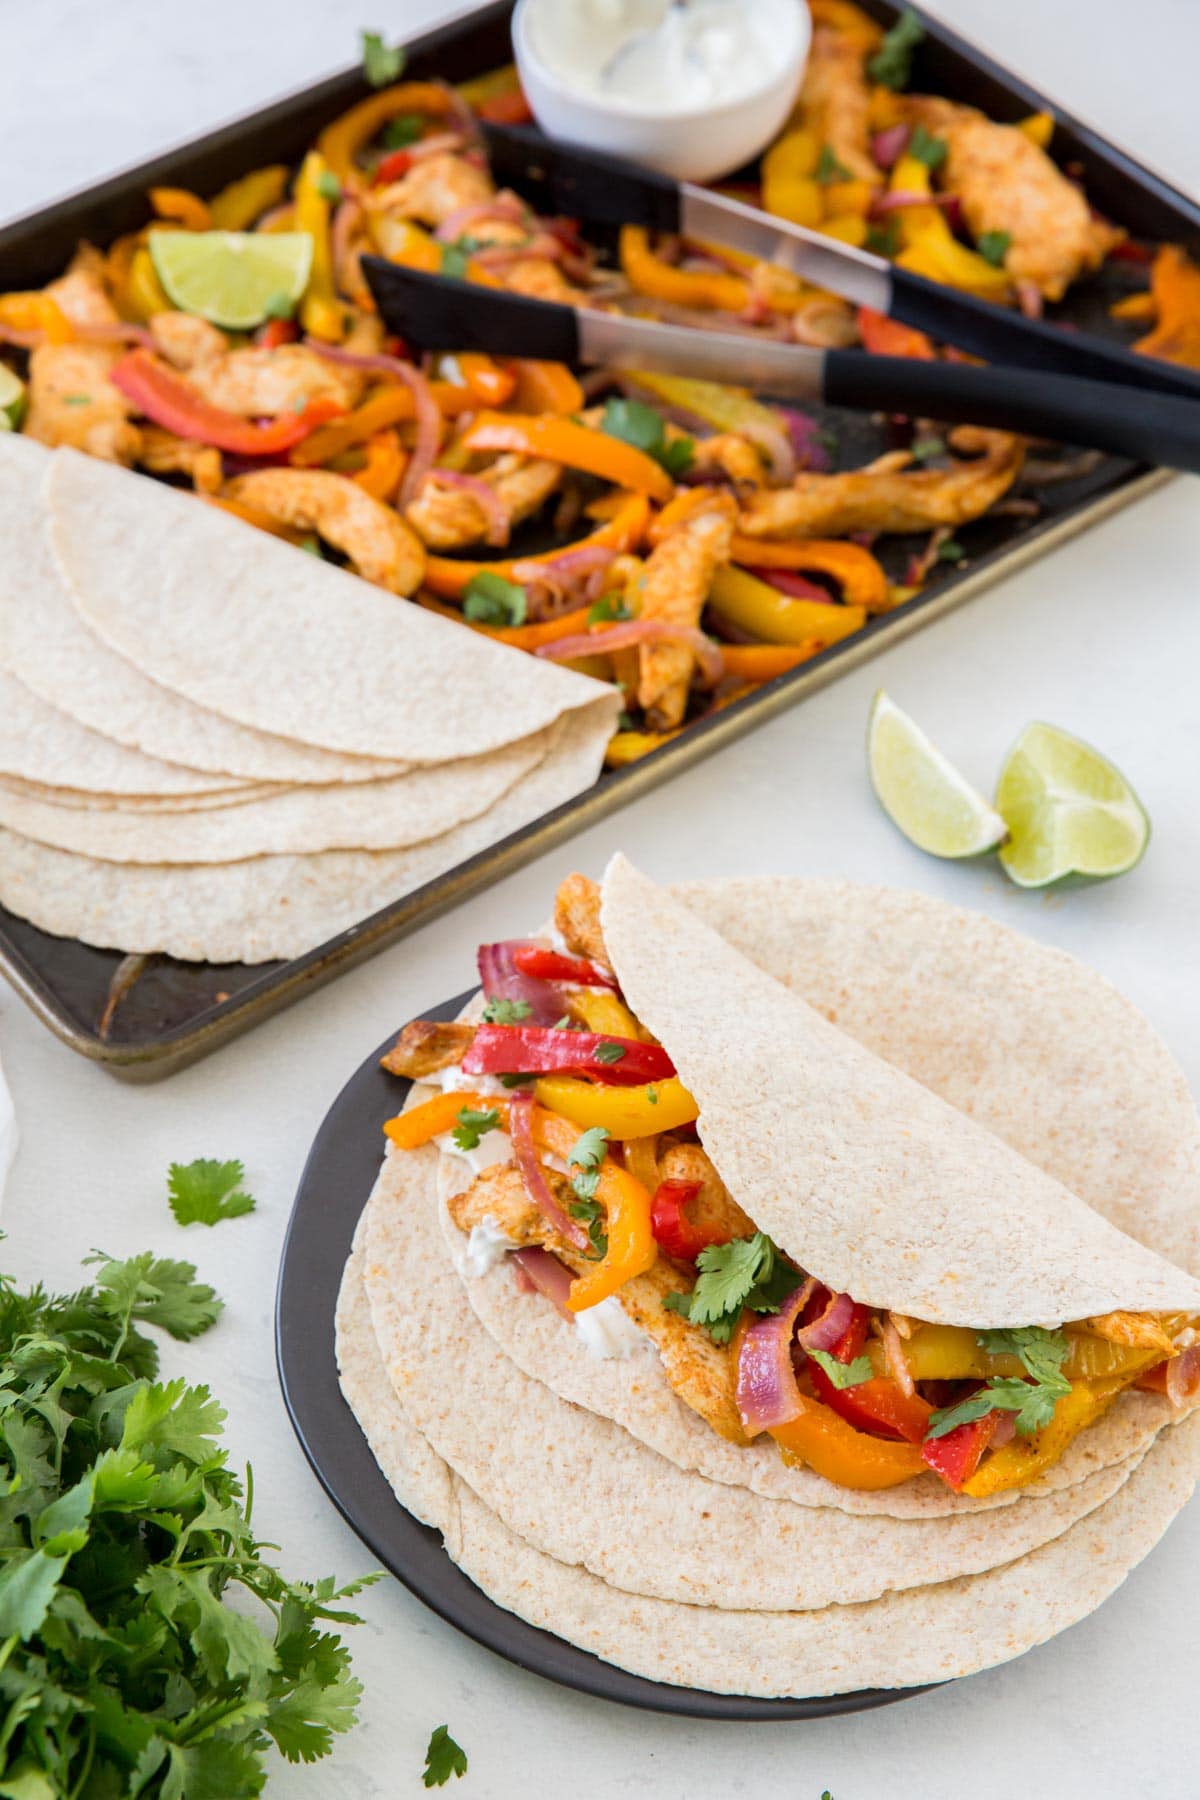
left=867, top=9, right=925, bottom=89
left=482, top=996, right=532, bottom=1025
left=976, top=229, right=1012, bottom=268
left=424, top=1723, right=469, bottom=1786
left=0, top=1250, right=371, bottom=1793
left=568, top=1128, right=610, bottom=1257
left=663, top=1232, right=796, bottom=1344
left=907, top=123, right=947, bottom=169
left=462, top=571, right=527, bottom=627
left=453, top=1105, right=501, bottom=1152
left=600, top=398, right=694, bottom=479
left=816, top=145, right=852, bottom=185
left=167, top=1157, right=256, bottom=1227
left=808, top=1346, right=874, bottom=1389
left=361, top=29, right=406, bottom=87
left=926, top=1326, right=1072, bottom=1440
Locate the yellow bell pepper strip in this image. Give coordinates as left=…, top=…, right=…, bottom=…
left=533, top=1075, right=698, bottom=1139
left=294, top=151, right=345, bottom=343
left=461, top=412, right=675, bottom=503
left=770, top=1396, right=928, bottom=1490
left=456, top=62, right=524, bottom=111
left=822, top=178, right=877, bottom=219
left=207, top=165, right=290, bottom=231
left=565, top=1163, right=657, bottom=1311
left=384, top=1088, right=502, bottom=1150
left=1017, top=112, right=1055, bottom=150
left=820, top=215, right=870, bottom=248
left=366, top=212, right=443, bottom=271
left=422, top=491, right=652, bottom=598
left=1130, top=245, right=1200, bottom=368
left=729, top=536, right=889, bottom=610
left=868, top=1322, right=1160, bottom=1387
left=891, top=155, right=1013, bottom=303
left=566, top=989, right=644, bottom=1041
left=709, top=565, right=866, bottom=647
left=316, top=82, right=457, bottom=190
left=761, top=128, right=823, bottom=229
left=0, top=292, right=73, bottom=344
left=352, top=429, right=406, bottom=501
left=605, top=727, right=682, bottom=768
left=1111, top=291, right=1157, bottom=324
left=620, top=225, right=752, bottom=314
left=125, top=248, right=171, bottom=321
left=149, top=187, right=212, bottom=231
left=506, top=359, right=585, bottom=414
left=961, top=1381, right=1119, bottom=1498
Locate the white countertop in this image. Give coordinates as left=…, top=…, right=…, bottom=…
left=3, top=4, right=1199, bottom=1795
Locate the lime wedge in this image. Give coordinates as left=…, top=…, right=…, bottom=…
left=0, top=365, right=26, bottom=431
left=995, top=722, right=1149, bottom=887
left=868, top=690, right=1008, bottom=858
left=148, top=229, right=313, bottom=330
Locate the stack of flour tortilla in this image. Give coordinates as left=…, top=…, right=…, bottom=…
left=0, top=436, right=619, bottom=963
left=340, top=865, right=1200, bottom=1697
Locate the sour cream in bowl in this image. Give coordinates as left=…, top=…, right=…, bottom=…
left=513, top=0, right=811, bottom=184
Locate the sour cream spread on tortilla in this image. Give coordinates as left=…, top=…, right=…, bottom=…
left=524, top=0, right=773, bottom=112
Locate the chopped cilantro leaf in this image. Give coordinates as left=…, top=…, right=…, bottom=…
left=867, top=9, right=925, bottom=89
left=816, top=144, right=852, bottom=185
left=907, top=123, right=947, bottom=169
left=569, top=1196, right=608, bottom=1258
left=593, top=1041, right=626, bottom=1065
left=566, top=1131, right=610, bottom=1255
left=600, top=397, right=694, bottom=477
left=440, top=241, right=471, bottom=280
left=670, top=1232, right=792, bottom=1343
left=499, top=1072, right=534, bottom=1089
left=936, top=537, right=965, bottom=563
left=382, top=112, right=424, bottom=149
left=423, top=1723, right=468, bottom=1787
left=316, top=168, right=342, bottom=203
left=569, top=1126, right=610, bottom=1173
left=462, top=570, right=527, bottom=626
left=167, top=1157, right=256, bottom=1227
left=866, top=219, right=901, bottom=258
left=617, top=710, right=635, bottom=731
left=808, top=1347, right=874, bottom=1389
left=646, top=1086, right=659, bottom=1105
left=62, top=393, right=92, bottom=406
left=927, top=1328, right=1071, bottom=1439
left=910, top=434, right=947, bottom=463
left=482, top=996, right=533, bottom=1024
left=452, top=1105, right=501, bottom=1152
left=589, top=593, right=632, bottom=625
left=976, top=229, right=1012, bottom=267
left=977, top=1325, right=1071, bottom=1387
left=362, top=29, right=406, bottom=88
left=553, top=1014, right=573, bottom=1030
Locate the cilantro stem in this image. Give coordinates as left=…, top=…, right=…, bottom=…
left=0, top=1634, right=17, bottom=1677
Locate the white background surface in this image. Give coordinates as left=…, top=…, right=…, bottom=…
left=2, top=3, right=1199, bottom=1795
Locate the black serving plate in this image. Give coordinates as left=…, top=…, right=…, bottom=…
left=3, top=0, right=1195, bottom=1076
left=275, top=992, right=932, bottom=1719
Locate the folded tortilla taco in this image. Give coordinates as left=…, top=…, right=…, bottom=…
left=381, top=856, right=1200, bottom=1504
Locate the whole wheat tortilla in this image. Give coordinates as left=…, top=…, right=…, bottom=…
left=0, top=700, right=612, bottom=961
left=0, top=720, right=553, bottom=861
left=600, top=856, right=1200, bottom=1325
left=0, top=435, right=411, bottom=784
left=0, top=773, right=283, bottom=814
left=47, top=449, right=621, bottom=762
left=362, top=1145, right=1142, bottom=1610
left=338, top=1255, right=1200, bottom=1696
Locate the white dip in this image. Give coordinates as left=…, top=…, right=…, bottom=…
left=574, top=1294, right=653, bottom=1360
left=464, top=1214, right=519, bottom=1277
left=525, top=0, right=775, bottom=113
left=432, top=1064, right=513, bottom=1175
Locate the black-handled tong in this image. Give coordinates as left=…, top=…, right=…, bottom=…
left=478, top=122, right=1200, bottom=405
left=363, top=260, right=1200, bottom=477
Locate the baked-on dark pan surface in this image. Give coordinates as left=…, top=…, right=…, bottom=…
left=275, top=991, right=934, bottom=1719
left=2, top=0, right=1194, bottom=1077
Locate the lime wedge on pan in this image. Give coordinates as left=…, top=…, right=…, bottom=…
left=148, top=229, right=313, bottom=330
left=995, top=722, right=1149, bottom=887
left=868, top=689, right=1008, bottom=858
left=0, top=365, right=26, bottom=430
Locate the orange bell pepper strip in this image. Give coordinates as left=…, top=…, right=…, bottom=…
left=461, top=412, right=675, bottom=502
left=149, top=187, right=212, bottom=231
left=417, top=594, right=596, bottom=651
left=769, top=1395, right=927, bottom=1490
left=448, top=352, right=517, bottom=408
left=728, top=536, right=889, bottom=610
left=856, top=306, right=936, bottom=360
left=621, top=224, right=751, bottom=314
left=718, top=643, right=821, bottom=681
left=423, top=491, right=652, bottom=598
left=109, top=348, right=345, bottom=453
left=505, top=359, right=585, bottom=414
left=565, top=1163, right=658, bottom=1312
left=0, top=292, right=73, bottom=344
left=1131, top=245, right=1200, bottom=369
left=384, top=1089, right=503, bottom=1150
left=352, top=429, right=407, bottom=501
left=317, top=82, right=458, bottom=189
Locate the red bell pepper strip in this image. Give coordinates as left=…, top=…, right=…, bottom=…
left=461, top=1023, right=675, bottom=1087
left=109, top=348, right=346, bottom=454
left=650, top=1179, right=733, bottom=1263
left=474, top=87, right=534, bottom=125
left=808, top=1361, right=933, bottom=1444
left=920, top=1412, right=998, bottom=1489
left=511, top=946, right=618, bottom=990
left=258, top=317, right=299, bottom=350
left=856, top=306, right=936, bottom=359
left=374, top=148, right=415, bottom=184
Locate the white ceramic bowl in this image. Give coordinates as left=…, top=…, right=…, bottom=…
left=513, top=0, right=811, bottom=185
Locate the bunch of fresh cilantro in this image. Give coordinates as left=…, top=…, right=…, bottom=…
left=0, top=1249, right=370, bottom=1797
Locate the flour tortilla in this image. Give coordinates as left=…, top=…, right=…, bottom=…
left=47, top=449, right=621, bottom=762
left=440, top=878, right=1197, bottom=1514
left=0, top=700, right=612, bottom=961
left=0, top=719, right=554, bottom=860
left=338, top=1253, right=1200, bottom=1696
left=600, top=856, right=1200, bottom=1325
left=362, top=1144, right=1143, bottom=1610
left=0, top=435, right=411, bottom=784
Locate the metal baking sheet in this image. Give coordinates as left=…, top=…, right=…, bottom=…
left=0, top=0, right=1191, bottom=1077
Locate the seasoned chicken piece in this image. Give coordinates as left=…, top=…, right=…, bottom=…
left=448, top=1160, right=748, bottom=1443
left=903, top=98, right=1121, bottom=301
left=382, top=1019, right=477, bottom=1080
left=689, top=432, right=765, bottom=489
left=637, top=490, right=737, bottom=731
left=554, top=873, right=607, bottom=967
left=137, top=425, right=223, bottom=493
left=738, top=430, right=1024, bottom=538
left=45, top=246, right=119, bottom=327
left=185, top=345, right=360, bottom=417
left=149, top=310, right=228, bottom=370
left=369, top=152, right=494, bottom=229
left=222, top=469, right=425, bottom=595
left=25, top=343, right=141, bottom=464
left=405, top=454, right=561, bottom=550
left=656, top=1143, right=756, bottom=1245
left=799, top=24, right=880, bottom=186
left=500, top=258, right=580, bottom=303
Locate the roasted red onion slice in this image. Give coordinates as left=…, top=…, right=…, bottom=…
left=795, top=1288, right=857, bottom=1354
left=434, top=193, right=529, bottom=242
left=871, top=124, right=911, bottom=168
left=423, top=469, right=509, bottom=545
left=509, top=1092, right=590, bottom=1252
left=477, top=939, right=565, bottom=1026
left=879, top=1314, right=915, bottom=1398
left=1165, top=1346, right=1200, bottom=1408
left=736, top=1278, right=817, bottom=1436
left=536, top=619, right=724, bottom=688
left=512, top=1246, right=576, bottom=1319
left=777, top=407, right=832, bottom=474
left=302, top=338, right=440, bottom=503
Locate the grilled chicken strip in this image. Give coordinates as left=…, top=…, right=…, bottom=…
left=222, top=469, right=425, bottom=595
left=382, top=1019, right=477, bottom=1080
left=636, top=490, right=737, bottom=731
